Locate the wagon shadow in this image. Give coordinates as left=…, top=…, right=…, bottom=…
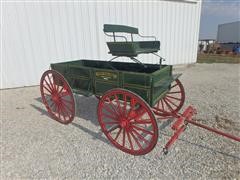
left=33, top=95, right=100, bottom=126
left=31, top=95, right=110, bottom=145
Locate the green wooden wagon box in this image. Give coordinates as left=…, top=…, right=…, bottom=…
left=50, top=60, right=179, bottom=107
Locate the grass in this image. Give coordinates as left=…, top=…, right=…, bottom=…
left=197, top=54, right=240, bottom=64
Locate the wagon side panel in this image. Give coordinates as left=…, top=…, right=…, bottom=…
left=151, top=65, right=172, bottom=106
left=122, top=72, right=151, bottom=104
left=51, top=63, right=68, bottom=77
left=94, top=70, right=121, bottom=96
left=51, top=62, right=94, bottom=95
left=50, top=63, right=70, bottom=87
left=67, top=65, right=93, bottom=94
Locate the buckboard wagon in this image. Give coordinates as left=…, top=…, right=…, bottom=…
left=40, top=24, right=240, bottom=156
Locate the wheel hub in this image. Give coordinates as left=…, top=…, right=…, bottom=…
left=52, top=93, right=60, bottom=103
left=120, top=118, right=129, bottom=128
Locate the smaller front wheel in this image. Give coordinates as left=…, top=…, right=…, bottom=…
left=153, top=79, right=185, bottom=118
left=97, top=88, right=158, bottom=155
left=40, top=70, right=75, bottom=124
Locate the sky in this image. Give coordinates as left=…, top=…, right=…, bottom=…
left=199, top=0, right=240, bottom=39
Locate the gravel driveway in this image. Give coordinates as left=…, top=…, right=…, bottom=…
left=1, top=63, right=240, bottom=179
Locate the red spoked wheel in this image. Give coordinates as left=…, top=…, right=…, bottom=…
left=153, top=79, right=185, bottom=118
left=98, top=88, right=158, bottom=155
left=40, top=70, right=75, bottom=124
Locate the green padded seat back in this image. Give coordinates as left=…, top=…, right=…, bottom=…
left=104, top=24, right=139, bottom=34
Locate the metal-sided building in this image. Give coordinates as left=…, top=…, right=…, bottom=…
left=217, top=21, right=240, bottom=43
left=1, top=0, right=202, bottom=89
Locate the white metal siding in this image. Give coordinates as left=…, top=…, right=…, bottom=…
left=1, top=1, right=202, bottom=89
left=217, top=21, right=240, bottom=43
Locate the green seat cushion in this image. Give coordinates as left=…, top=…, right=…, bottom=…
left=107, top=41, right=160, bottom=57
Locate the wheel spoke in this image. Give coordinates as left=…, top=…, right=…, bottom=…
left=166, top=95, right=181, bottom=101
left=52, top=101, right=60, bottom=118
left=170, top=83, right=178, bottom=89
left=56, top=82, right=60, bottom=93
left=43, top=85, right=52, bottom=94
left=106, top=97, right=121, bottom=116
left=132, top=119, right=152, bottom=124
left=44, top=79, right=54, bottom=92
left=131, top=125, right=154, bottom=136
left=164, top=97, right=178, bottom=108
left=61, top=100, right=73, bottom=114
left=57, top=103, right=66, bottom=121
left=114, top=94, right=123, bottom=115
left=48, top=101, right=55, bottom=109
left=129, top=131, right=143, bottom=150
left=102, top=104, right=117, bottom=116
left=58, top=86, right=64, bottom=94
left=61, top=98, right=74, bottom=105
left=104, top=121, right=119, bottom=125
left=60, top=91, right=70, bottom=98
left=168, top=91, right=181, bottom=94
left=126, top=130, right=134, bottom=150
left=131, top=128, right=150, bottom=144
left=152, top=107, right=167, bottom=113
left=123, top=94, right=127, bottom=115
left=102, top=112, right=117, bottom=120
left=47, top=74, right=55, bottom=91
left=107, top=125, right=120, bottom=134
left=60, top=102, right=71, bottom=120
left=49, top=74, right=58, bottom=89
left=62, top=103, right=70, bottom=121
left=163, top=98, right=174, bottom=111
left=161, top=100, right=165, bottom=111
left=44, top=92, right=51, bottom=97
left=114, top=128, right=122, bottom=141
left=122, top=129, right=126, bottom=147
left=156, top=101, right=160, bottom=108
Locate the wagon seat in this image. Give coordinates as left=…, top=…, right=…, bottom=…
left=104, top=24, right=160, bottom=57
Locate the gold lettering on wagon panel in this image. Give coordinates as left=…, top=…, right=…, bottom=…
left=95, top=71, right=118, bottom=81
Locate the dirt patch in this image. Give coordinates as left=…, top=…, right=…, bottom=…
left=195, top=115, right=240, bottom=133
left=214, top=115, right=240, bottom=132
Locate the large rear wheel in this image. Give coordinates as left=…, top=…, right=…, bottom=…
left=40, top=70, right=75, bottom=124
left=97, top=88, right=158, bottom=155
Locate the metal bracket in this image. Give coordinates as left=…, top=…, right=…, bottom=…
left=108, top=56, right=147, bottom=69
left=152, top=53, right=166, bottom=68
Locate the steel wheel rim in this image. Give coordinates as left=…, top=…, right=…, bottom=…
left=98, top=88, right=158, bottom=155
left=153, top=79, right=185, bottom=117
left=40, top=70, right=75, bottom=124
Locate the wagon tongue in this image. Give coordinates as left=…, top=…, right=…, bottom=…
left=162, top=106, right=240, bottom=155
